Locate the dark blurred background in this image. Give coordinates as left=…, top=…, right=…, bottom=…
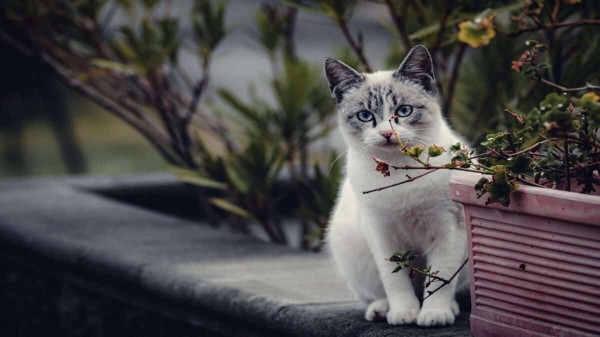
left=0, top=0, right=396, bottom=178
left=1, top=0, right=599, bottom=180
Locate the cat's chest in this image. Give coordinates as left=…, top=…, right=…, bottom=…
left=360, top=198, right=439, bottom=249
left=347, top=158, right=449, bottom=210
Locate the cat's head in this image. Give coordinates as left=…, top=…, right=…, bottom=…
left=324, top=45, right=442, bottom=154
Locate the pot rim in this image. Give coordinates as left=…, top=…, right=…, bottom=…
left=450, top=171, right=600, bottom=226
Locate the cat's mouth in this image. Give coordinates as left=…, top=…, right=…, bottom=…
left=378, top=139, right=400, bottom=148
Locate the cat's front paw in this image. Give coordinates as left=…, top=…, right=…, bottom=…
left=365, top=298, right=389, bottom=321
left=386, top=305, right=420, bottom=325
left=416, top=307, right=456, bottom=326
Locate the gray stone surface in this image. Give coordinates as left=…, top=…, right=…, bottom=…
left=0, top=175, right=471, bottom=336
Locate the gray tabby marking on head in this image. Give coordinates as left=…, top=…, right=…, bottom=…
left=324, top=45, right=441, bottom=141
left=324, top=45, right=436, bottom=106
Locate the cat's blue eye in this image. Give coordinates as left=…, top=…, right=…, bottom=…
left=395, top=105, right=413, bottom=117
left=356, top=110, right=374, bottom=122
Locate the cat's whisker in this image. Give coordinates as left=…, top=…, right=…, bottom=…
left=328, top=149, right=349, bottom=174
left=357, top=144, right=374, bottom=156
left=406, top=138, right=430, bottom=146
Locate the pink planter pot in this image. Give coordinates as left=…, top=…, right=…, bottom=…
left=450, top=172, right=600, bottom=337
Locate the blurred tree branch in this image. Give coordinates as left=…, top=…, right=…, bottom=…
left=507, top=19, right=600, bottom=37
left=0, top=30, right=182, bottom=164
left=383, top=0, right=411, bottom=50
left=443, top=44, right=467, bottom=118
left=335, top=16, right=372, bottom=72
left=0, top=0, right=234, bottom=170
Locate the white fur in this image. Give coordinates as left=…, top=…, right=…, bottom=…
left=327, top=70, right=469, bottom=327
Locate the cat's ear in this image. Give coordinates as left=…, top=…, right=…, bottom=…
left=324, top=58, right=365, bottom=103
left=393, top=45, right=435, bottom=93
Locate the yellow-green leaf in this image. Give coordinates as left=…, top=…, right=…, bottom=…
left=170, top=166, right=227, bottom=190
left=209, top=198, right=253, bottom=219
left=91, top=59, right=142, bottom=75
left=428, top=145, right=445, bottom=158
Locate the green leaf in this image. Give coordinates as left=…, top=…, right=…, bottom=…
left=474, top=177, right=489, bottom=198
left=402, top=249, right=415, bottom=258
left=209, top=197, right=254, bottom=219
left=224, top=164, right=250, bottom=194
left=510, top=155, right=532, bottom=174
left=278, top=0, right=324, bottom=15
left=405, top=146, right=425, bottom=158
left=389, top=254, right=403, bottom=263
left=392, top=265, right=403, bottom=273
left=219, top=89, right=265, bottom=126
left=481, top=131, right=509, bottom=148
left=408, top=2, right=520, bottom=40
left=90, top=58, right=142, bottom=75
left=484, top=166, right=517, bottom=206
left=192, top=0, right=227, bottom=53
left=169, top=166, right=227, bottom=190
left=449, top=142, right=463, bottom=152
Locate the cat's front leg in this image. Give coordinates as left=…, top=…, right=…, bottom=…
left=359, top=210, right=420, bottom=325
left=417, top=211, right=467, bottom=326
left=384, top=275, right=421, bottom=325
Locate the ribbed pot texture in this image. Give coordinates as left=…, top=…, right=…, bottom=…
left=450, top=172, right=600, bottom=337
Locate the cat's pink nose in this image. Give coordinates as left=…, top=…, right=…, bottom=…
left=379, top=131, right=394, bottom=140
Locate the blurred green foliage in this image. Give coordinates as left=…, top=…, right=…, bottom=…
left=205, top=3, right=337, bottom=247
left=1, top=0, right=599, bottom=247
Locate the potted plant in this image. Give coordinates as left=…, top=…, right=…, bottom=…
left=371, top=33, right=600, bottom=337
left=453, top=21, right=600, bottom=332
left=451, top=171, right=600, bottom=337
left=449, top=71, right=600, bottom=335
left=374, top=86, right=600, bottom=335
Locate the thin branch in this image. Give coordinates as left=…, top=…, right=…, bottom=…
left=515, top=176, right=548, bottom=189
left=175, top=64, right=194, bottom=91
left=283, top=6, right=298, bottom=61
left=364, top=145, right=561, bottom=195
left=507, top=19, right=600, bottom=37
left=383, top=0, right=411, bottom=50
left=148, top=73, right=186, bottom=158
left=579, top=161, right=600, bottom=170
left=564, top=138, right=571, bottom=191
left=54, top=65, right=180, bottom=165
left=443, top=44, right=467, bottom=118
left=430, top=0, right=453, bottom=58
left=363, top=169, right=440, bottom=194
left=540, top=78, right=600, bottom=92
left=423, top=258, right=469, bottom=301
left=551, top=0, right=560, bottom=24
left=173, top=91, right=238, bottom=153
left=185, top=55, right=211, bottom=124
left=507, top=139, right=550, bottom=157
left=390, top=165, right=482, bottom=173
left=336, top=17, right=373, bottom=72
left=0, top=31, right=186, bottom=166
left=100, top=0, right=119, bottom=33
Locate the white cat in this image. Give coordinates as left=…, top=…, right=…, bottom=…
left=325, top=45, right=469, bottom=327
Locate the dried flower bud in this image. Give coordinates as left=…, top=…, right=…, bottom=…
left=373, top=156, right=391, bottom=177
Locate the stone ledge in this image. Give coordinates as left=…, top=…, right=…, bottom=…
left=0, top=174, right=471, bottom=337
